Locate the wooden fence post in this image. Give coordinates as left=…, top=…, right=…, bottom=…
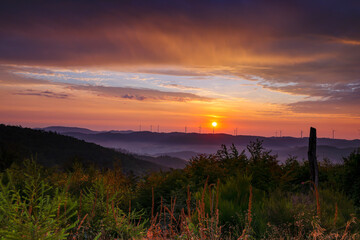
left=308, top=127, right=319, bottom=187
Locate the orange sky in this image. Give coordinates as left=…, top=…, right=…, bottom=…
left=0, top=1, right=359, bottom=139
left=0, top=71, right=358, bottom=139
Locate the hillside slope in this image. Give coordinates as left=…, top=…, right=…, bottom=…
left=0, top=124, right=166, bottom=174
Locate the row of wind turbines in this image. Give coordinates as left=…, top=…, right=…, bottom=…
left=137, top=123, right=339, bottom=139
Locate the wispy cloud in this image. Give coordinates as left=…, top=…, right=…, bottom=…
left=286, top=83, right=360, bottom=116
left=329, top=37, right=360, bottom=46
left=257, top=81, right=360, bottom=116
left=159, top=83, right=201, bottom=91
left=67, top=85, right=211, bottom=102
left=14, top=89, right=70, bottom=99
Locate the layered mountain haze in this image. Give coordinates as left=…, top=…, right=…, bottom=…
left=41, top=126, right=360, bottom=163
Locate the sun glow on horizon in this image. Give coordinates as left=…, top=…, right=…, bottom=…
left=212, top=121, right=217, bottom=127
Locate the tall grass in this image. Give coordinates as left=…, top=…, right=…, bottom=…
left=0, top=159, right=359, bottom=239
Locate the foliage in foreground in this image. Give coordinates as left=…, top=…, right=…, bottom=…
left=0, top=141, right=360, bottom=239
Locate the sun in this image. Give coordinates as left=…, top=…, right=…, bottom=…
left=212, top=121, right=217, bottom=127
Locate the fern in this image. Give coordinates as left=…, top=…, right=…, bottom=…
left=0, top=162, right=77, bottom=240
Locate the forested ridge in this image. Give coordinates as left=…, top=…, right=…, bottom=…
left=0, top=124, right=166, bottom=174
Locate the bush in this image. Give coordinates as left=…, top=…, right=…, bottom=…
left=0, top=163, right=77, bottom=239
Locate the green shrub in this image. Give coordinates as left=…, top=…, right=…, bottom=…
left=194, top=174, right=267, bottom=238
left=0, top=166, right=77, bottom=239
left=74, top=178, right=147, bottom=239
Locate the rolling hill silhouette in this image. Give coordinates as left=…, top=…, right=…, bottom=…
left=0, top=124, right=171, bottom=174
left=42, top=126, right=360, bottom=163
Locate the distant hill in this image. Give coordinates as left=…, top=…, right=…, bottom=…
left=0, top=124, right=167, bottom=174
left=40, top=126, right=99, bottom=134
left=40, top=126, right=360, bottom=163
left=154, top=151, right=201, bottom=161
left=47, top=130, right=360, bottom=149
left=275, top=145, right=358, bottom=164
left=41, top=126, right=134, bottom=135
left=135, top=154, right=187, bottom=169
left=115, top=148, right=188, bottom=168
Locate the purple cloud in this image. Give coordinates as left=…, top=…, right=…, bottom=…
left=67, top=85, right=211, bottom=102
left=14, top=89, right=70, bottom=99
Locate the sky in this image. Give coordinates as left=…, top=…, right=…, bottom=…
left=1, top=0, right=360, bottom=139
